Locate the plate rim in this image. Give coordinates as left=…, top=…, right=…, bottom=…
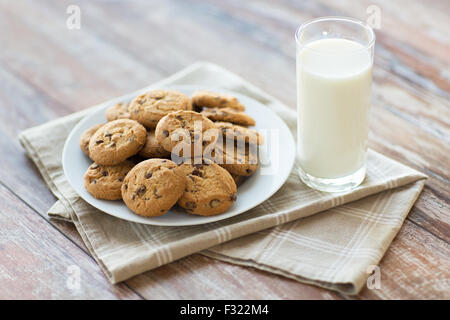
left=62, top=85, right=296, bottom=226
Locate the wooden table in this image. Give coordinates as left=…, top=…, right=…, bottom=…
left=1, top=0, right=448, bottom=300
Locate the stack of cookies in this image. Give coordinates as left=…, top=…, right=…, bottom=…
left=80, top=89, right=262, bottom=217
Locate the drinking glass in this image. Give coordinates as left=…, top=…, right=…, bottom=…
left=296, top=16, right=375, bottom=192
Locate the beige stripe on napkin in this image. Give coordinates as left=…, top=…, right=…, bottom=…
left=19, top=62, right=426, bottom=295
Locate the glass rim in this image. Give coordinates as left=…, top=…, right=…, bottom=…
left=295, top=16, right=375, bottom=53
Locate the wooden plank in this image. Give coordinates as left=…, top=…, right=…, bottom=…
left=127, top=254, right=342, bottom=300
left=0, top=182, right=141, bottom=299
left=119, top=219, right=450, bottom=300
left=317, top=0, right=450, bottom=72
left=0, top=1, right=167, bottom=115
left=410, top=186, right=450, bottom=241
left=355, top=220, right=450, bottom=299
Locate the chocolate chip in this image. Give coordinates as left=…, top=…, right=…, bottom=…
left=91, top=179, right=97, bottom=184
left=163, top=130, right=169, bottom=137
left=191, top=169, right=202, bottom=177
left=104, top=132, right=112, bottom=138
left=185, top=202, right=197, bottom=209
left=132, top=194, right=136, bottom=200
left=145, top=172, right=152, bottom=179
left=176, top=115, right=183, bottom=121
left=161, top=160, right=167, bottom=163
left=230, top=193, right=237, bottom=201
left=136, top=185, right=146, bottom=195
left=95, top=140, right=103, bottom=144
left=160, top=209, right=165, bottom=212
left=101, top=171, right=108, bottom=176
left=124, top=184, right=128, bottom=190
left=193, top=164, right=203, bottom=169
left=246, top=169, right=253, bottom=174
left=209, top=199, right=221, bottom=208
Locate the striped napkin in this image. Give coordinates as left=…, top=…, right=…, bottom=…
left=18, top=62, right=426, bottom=295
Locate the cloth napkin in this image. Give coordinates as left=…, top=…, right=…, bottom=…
left=19, top=62, right=426, bottom=295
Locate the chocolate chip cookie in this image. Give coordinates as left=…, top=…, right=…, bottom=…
left=155, top=110, right=219, bottom=158
left=215, top=121, right=263, bottom=145
left=214, top=142, right=259, bottom=176
left=88, top=119, right=147, bottom=165
left=191, top=90, right=245, bottom=111
left=129, top=89, right=191, bottom=128
left=105, top=102, right=130, bottom=121
left=121, top=159, right=186, bottom=217
left=201, top=107, right=256, bottom=126
left=231, top=174, right=245, bottom=187
left=138, top=130, right=171, bottom=159
left=84, top=161, right=134, bottom=200
left=177, top=161, right=237, bottom=216
left=79, top=123, right=104, bottom=156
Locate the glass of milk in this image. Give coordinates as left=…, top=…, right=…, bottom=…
left=296, top=17, right=375, bottom=192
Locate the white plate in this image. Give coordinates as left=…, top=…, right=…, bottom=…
left=62, top=85, right=295, bottom=226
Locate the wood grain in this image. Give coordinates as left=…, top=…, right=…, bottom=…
left=356, top=220, right=450, bottom=299
left=0, top=183, right=140, bottom=299
left=0, top=0, right=448, bottom=299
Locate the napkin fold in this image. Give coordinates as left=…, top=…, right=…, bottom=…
left=19, top=62, right=426, bottom=295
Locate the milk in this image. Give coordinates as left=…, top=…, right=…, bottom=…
left=297, top=38, right=372, bottom=179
